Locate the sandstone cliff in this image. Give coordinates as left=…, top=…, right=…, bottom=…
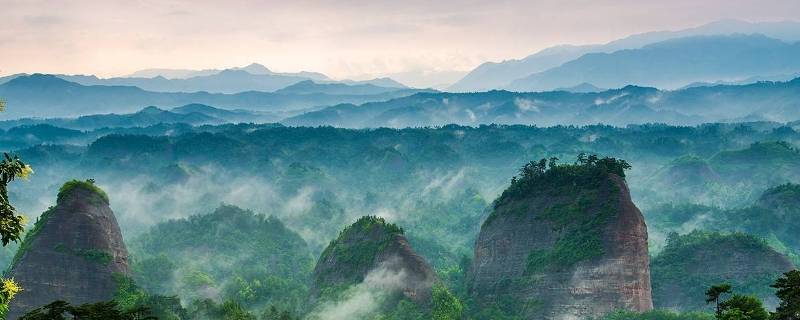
left=312, top=216, right=437, bottom=304
left=6, top=180, right=129, bottom=319
left=469, top=157, right=652, bottom=319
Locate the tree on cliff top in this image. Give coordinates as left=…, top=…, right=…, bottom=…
left=495, top=153, right=631, bottom=208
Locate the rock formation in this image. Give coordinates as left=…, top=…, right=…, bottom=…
left=312, top=216, right=437, bottom=304
left=469, top=158, right=652, bottom=319
left=6, top=180, right=129, bottom=319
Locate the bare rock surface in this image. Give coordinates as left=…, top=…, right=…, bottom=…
left=7, top=182, right=128, bottom=319
left=469, top=173, right=652, bottom=319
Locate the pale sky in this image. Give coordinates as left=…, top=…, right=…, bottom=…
left=2, top=0, right=800, bottom=82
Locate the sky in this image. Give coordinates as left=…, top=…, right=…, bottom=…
left=2, top=0, right=800, bottom=87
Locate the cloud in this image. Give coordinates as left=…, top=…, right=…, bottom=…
left=514, top=98, right=540, bottom=112
left=307, top=257, right=414, bottom=320
left=5, top=0, right=799, bottom=85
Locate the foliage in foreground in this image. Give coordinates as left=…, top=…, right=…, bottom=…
left=19, top=300, right=154, bottom=320
left=0, top=150, right=30, bottom=317
left=602, top=309, right=714, bottom=320
left=772, top=270, right=800, bottom=320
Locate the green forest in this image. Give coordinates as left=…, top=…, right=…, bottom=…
left=1, top=121, right=800, bottom=319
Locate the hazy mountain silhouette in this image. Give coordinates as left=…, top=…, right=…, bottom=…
left=555, top=83, right=605, bottom=93
left=128, top=62, right=329, bottom=81
left=450, top=20, right=800, bottom=91
left=0, top=104, right=286, bottom=130
left=276, top=80, right=406, bottom=95
left=2, top=63, right=410, bottom=95
left=506, top=34, right=800, bottom=91
left=0, top=74, right=432, bottom=119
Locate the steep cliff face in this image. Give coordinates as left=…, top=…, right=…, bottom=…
left=312, top=216, right=437, bottom=304
left=6, top=180, right=129, bottom=319
left=652, top=231, right=795, bottom=310
left=469, top=158, right=652, bottom=319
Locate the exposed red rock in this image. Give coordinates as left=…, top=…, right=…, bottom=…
left=7, top=184, right=129, bottom=319
left=469, top=174, right=652, bottom=319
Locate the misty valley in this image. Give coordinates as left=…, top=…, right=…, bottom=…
left=0, top=120, right=798, bottom=319
left=2, top=9, right=800, bottom=320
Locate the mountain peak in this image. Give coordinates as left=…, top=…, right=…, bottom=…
left=4, top=74, right=77, bottom=88
left=234, top=63, right=272, bottom=75
left=138, top=106, right=166, bottom=114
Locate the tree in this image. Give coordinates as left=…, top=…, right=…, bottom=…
left=20, top=300, right=155, bottom=320
left=717, top=294, right=769, bottom=320
left=719, top=308, right=747, bottom=320
left=0, top=279, right=22, bottom=319
left=772, top=270, right=800, bottom=320
left=706, top=284, right=732, bottom=316
left=431, top=283, right=463, bottom=320
left=0, top=98, right=32, bottom=319
left=0, top=153, right=32, bottom=246
left=262, top=305, right=298, bottom=320
left=18, top=300, right=70, bottom=320
left=188, top=299, right=256, bottom=320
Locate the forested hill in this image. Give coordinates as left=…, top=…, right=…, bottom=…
left=7, top=121, right=800, bottom=240
left=284, top=78, right=800, bottom=128
left=2, top=122, right=800, bottom=318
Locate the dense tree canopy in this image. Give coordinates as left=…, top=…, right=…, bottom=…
left=772, top=270, right=800, bottom=320
left=494, top=153, right=631, bottom=207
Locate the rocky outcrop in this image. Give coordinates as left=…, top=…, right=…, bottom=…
left=652, top=231, right=795, bottom=310
left=469, top=160, right=652, bottom=319
left=312, top=216, right=437, bottom=304
left=6, top=180, right=129, bottom=319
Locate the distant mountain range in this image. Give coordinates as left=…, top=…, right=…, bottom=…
left=284, top=77, right=800, bottom=128
left=0, top=104, right=280, bottom=131
left=555, top=83, right=605, bottom=93
left=127, top=63, right=330, bottom=81
left=275, top=80, right=404, bottom=95
left=506, top=34, right=800, bottom=91
left=0, top=63, right=409, bottom=94
left=0, top=74, right=431, bottom=119
left=450, top=20, right=800, bottom=91
left=11, top=77, right=800, bottom=131
left=681, top=72, right=800, bottom=89
left=60, top=69, right=313, bottom=94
